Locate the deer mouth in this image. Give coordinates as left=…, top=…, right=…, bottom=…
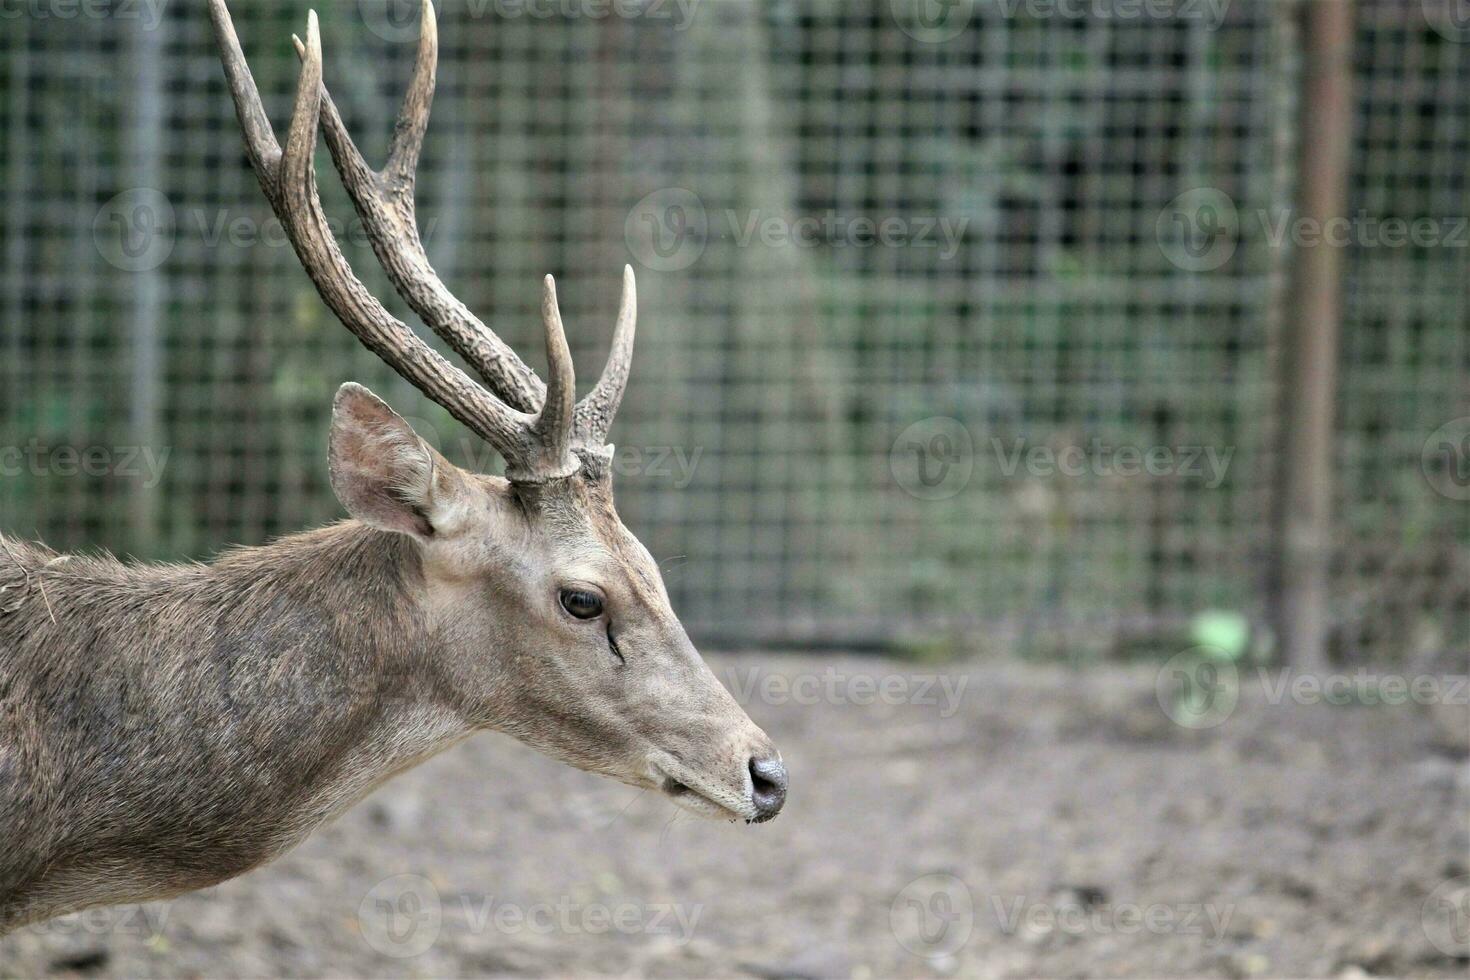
left=648, top=757, right=746, bottom=823
left=657, top=774, right=743, bottom=821
left=657, top=776, right=736, bottom=819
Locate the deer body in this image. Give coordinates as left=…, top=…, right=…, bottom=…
left=0, top=0, right=786, bottom=933
left=0, top=526, right=469, bottom=930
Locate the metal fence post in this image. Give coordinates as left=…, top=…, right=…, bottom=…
left=126, top=14, right=165, bottom=553
left=1272, top=0, right=1355, bottom=671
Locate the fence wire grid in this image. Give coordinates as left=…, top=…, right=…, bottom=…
left=0, top=0, right=1466, bottom=661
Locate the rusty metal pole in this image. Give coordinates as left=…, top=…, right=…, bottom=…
left=1273, top=0, right=1354, bottom=671
left=126, top=16, right=165, bottom=555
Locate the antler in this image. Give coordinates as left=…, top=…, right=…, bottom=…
left=208, top=0, right=635, bottom=480
left=289, top=0, right=635, bottom=449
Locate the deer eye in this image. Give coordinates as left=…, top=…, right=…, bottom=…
left=559, top=589, right=605, bottom=620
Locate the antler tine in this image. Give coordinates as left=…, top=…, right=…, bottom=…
left=573, top=265, right=638, bottom=447
left=210, top=0, right=541, bottom=468
left=302, top=0, right=639, bottom=454
left=280, top=12, right=323, bottom=194
left=295, top=1, right=547, bottom=414
left=383, top=0, right=437, bottom=191
left=524, top=276, right=577, bottom=480
left=208, top=0, right=282, bottom=182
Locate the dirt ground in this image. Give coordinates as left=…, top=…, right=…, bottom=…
left=2, top=654, right=1467, bottom=979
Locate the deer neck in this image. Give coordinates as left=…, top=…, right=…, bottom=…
left=196, top=522, right=478, bottom=813
left=2, top=523, right=476, bottom=921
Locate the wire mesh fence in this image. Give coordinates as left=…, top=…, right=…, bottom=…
left=0, top=0, right=1465, bottom=661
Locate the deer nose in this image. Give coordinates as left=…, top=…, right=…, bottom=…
left=748, top=755, right=787, bottom=822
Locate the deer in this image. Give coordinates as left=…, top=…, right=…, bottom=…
left=0, top=0, right=786, bottom=934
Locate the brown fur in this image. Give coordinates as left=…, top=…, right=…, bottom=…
left=3, top=0, right=784, bottom=932
left=0, top=525, right=444, bottom=929
left=0, top=387, right=781, bottom=933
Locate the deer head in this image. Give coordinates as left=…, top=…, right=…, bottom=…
left=208, top=0, right=786, bottom=823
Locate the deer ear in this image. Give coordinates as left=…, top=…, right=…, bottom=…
left=329, top=383, right=459, bottom=540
